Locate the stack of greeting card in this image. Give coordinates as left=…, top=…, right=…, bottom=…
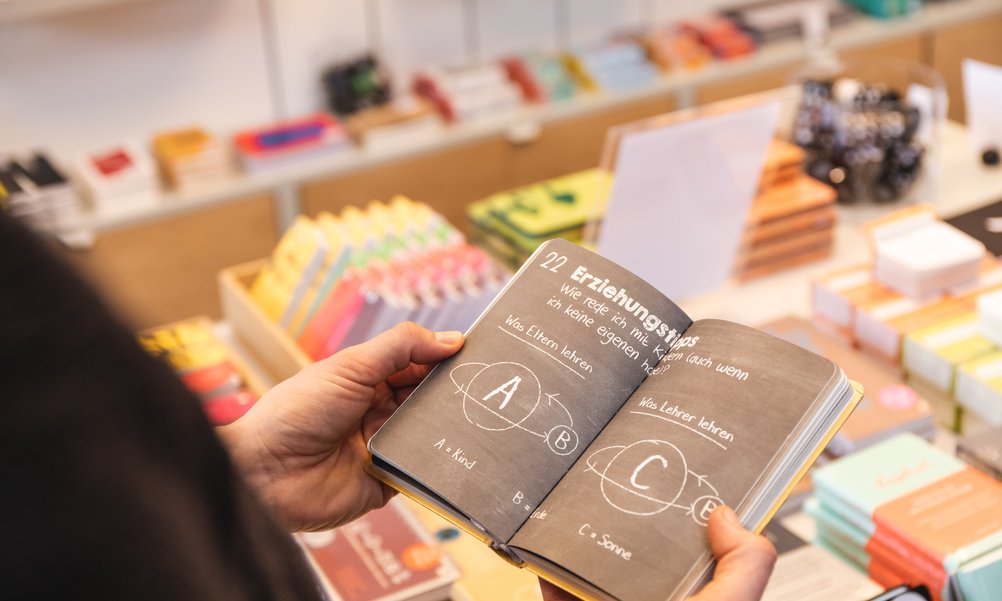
left=234, top=113, right=351, bottom=173
left=74, top=139, right=159, bottom=217
left=413, top=64, right=523, bottom=123
left=152, top=127, right=234, bottom=192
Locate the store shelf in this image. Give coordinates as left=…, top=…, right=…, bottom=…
left=86, top=0, right=1002, bottom=233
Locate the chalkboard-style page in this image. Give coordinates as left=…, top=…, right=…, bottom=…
left=369, top=239, right=692, bottom=542
left=509, top=319, right=840, bottom=601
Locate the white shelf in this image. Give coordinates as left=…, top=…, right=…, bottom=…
left=85, top=0, right=1002, bottom=233
left=0, top=0, right=162, bottom=22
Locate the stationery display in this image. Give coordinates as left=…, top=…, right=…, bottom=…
left=413, top=64, right=523, bottom=123
left=467, top=169, right=610, bottom=268
left=297, top=499, right=459, bottom=601
left=152, top=127, right=234, bottom=192
left=809, top=433, right=1002, bottom=601
left=233, top=113, right=351, bottom=172
left=368, top=238, right=861, bottom=601
left=249, top=197, right=507, bottom=361
left=679, top=15, right=757, bottom=60
left=727, top=0, right=858, bottom=44
left=563, top=40, right=660, bottom=92
left=0, top=153, right=89, bottom=247
left=137, top=317, right=261, bottom=425
left=74, top=139, right=159, bottom=216
left=644, top=26, right=713, bottom=72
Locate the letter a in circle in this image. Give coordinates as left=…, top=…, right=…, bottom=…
left=482, top=376, right=521, bottom=410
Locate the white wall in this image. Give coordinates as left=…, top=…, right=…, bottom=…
left=0, top=0, right=741, bottom=163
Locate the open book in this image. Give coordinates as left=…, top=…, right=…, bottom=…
left=367, top=238, right=861, bottom=601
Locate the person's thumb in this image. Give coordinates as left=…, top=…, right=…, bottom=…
left=325, top=321, right=464, bottom=388
left=688, top=505, right=776, bottom=601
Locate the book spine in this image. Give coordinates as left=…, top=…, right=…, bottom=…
left=865, top=533, right=947, bottom=598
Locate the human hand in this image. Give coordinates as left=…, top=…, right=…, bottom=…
left=538, top=505, right=776, bottom=601
left=219, top=322, right=464, bottom=532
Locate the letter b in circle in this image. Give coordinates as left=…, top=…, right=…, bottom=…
left=545, top=425, right=579, bottom=456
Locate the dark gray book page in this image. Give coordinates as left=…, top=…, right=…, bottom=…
left=509, top=319, right=839, bottom=601
left=369, top=239, right=692, bottom=542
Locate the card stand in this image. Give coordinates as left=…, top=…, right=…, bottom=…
left=219, top=259, right=313, bottom=383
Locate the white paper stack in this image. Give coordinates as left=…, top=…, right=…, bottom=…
left=74, top=139, right=159, bottom=218
left=873, top=215, right=985, bottom=298
left=1, top=153, right=92, bottom=248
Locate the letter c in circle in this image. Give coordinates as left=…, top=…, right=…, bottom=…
left=630, top=455, right=669, bottom=490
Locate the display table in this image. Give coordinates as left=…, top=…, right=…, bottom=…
left=680, top=120, right=1002, bottom=327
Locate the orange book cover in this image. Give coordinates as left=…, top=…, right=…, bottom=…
left=747, top=174, right=836, bottom=226
left=736, top=228, right=833, bottom=268
left=740, top=204, right=836, bottom=248
left=298, top=271, right=364, bottom=360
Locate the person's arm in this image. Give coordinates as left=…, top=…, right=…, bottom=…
left=219, top=322, right=464, bottom=532
left=539, top=505, right=777, bottom=601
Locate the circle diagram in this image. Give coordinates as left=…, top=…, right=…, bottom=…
left=453, top=361, right=541, bottom=431
left=585, top=440, right=688, bottom=516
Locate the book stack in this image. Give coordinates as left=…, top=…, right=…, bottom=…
left=413, top=64, right=523, bottom=123
left=74, top=139, right=159, bottom=217
left=249, top=197, right=507, bottom=361
left=152, top=127, right=234, bottom=192
left=680, top=15, right=757, bottom=59
left=869, top=206, right=987, bottom=299
left=957, top=425, right=1002, bottom=481
left=563, top=40, right=660, bottom=92
left=734, top=140, right=838, bottom=280
left=234, top=113, right=351, bottom=173
left=344, top=96, right=443, bottom=151
left=466, top=169, right=610, bottom=269
left=297, top=499, right=459, bottom=601
left=808, top=433, right=1002, bottom=601
left=0, top=153, right=90, bottom=247
left=137, top=317, right=261, bottom=425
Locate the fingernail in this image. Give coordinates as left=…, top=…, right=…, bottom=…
left=718, top=505, right=739, bottom=524
left=435, top=331, right=463, bottom=345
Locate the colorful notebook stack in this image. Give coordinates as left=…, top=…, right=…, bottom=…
left=869, top=206, right=987, bottom=299
left=137, top=317, right=259, bottom=425
left=413, top=64, right=523, bottom=124
left=250, top=198, right=507, bottom=361
left=297, top=499, right=459, bottom=601
left=466, top=169, right=610, bottom=269
left=563, top=40, right=660, bottom=92
left=808, top=433, right=1002, bottom=601
left=735, top=139, right=838, bottom=280
left=152, top=127, right=234, bottom=192
left=0, top=153, right=90, bottom=247
left=74, top=139, right=159, bottom=217
left=680, top=14, right=757, bottom=59
left=234, top=113, right=351, bottom=173
left=957, top=425, right=1002, bottom=482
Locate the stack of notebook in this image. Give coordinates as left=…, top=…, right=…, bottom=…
left=808, top=433, right=1002, bottom=601
left=250, top=197, right=507, bottom=361
left=344, top=96, right=443, bottom=151
left=1, top=153, right=89, bottom=247
left=466, top=169, right=609, bottom=269
left=563, top=39, right=660, bottom=91
left=734, top=139, right=838, bottom=280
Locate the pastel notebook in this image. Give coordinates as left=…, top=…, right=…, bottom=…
left=250, top=215, right=328, bottom=325
left=367, top=239, right=862, bottom=601
left=812, top=433, right=1002, bottom=601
